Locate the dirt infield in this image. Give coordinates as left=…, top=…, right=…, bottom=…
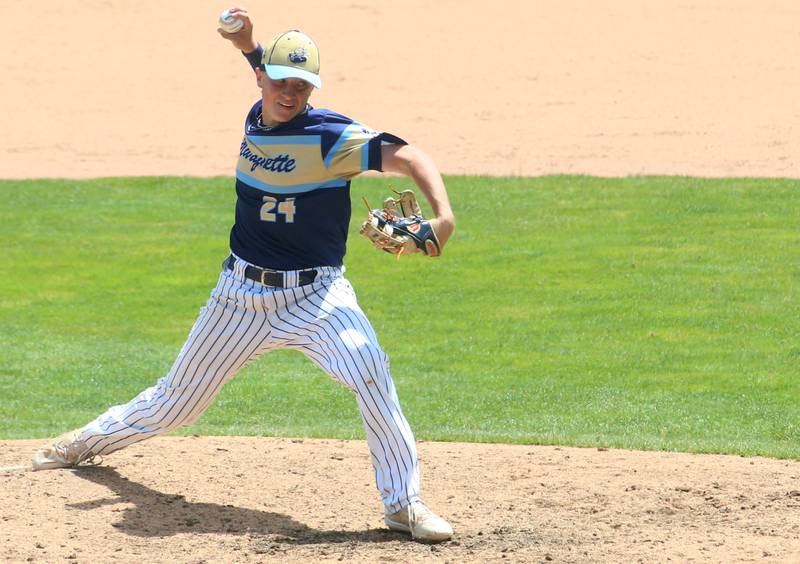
left=2, top=437, right=800, bottom=563
left=1, top=0, right=799, bottom=178
left=3, top=1, right=800, bottom=562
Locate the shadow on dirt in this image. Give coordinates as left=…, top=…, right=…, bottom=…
left=66, top=466, right=401, bottom=545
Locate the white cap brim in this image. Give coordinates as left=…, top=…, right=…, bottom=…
left=266, top=64, right=322, bottom=89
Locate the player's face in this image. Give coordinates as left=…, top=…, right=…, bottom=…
left=256, top=69, right=314, bottom=126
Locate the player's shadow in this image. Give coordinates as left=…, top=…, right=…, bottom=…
left=66, top=466, right=399, bottom=544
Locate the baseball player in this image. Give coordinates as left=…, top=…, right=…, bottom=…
left=32, top=7, right=456, bottom=543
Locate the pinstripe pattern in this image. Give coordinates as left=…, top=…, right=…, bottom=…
left=77, top=256, right=420, bottom=512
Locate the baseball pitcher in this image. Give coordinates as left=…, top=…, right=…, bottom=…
left=32, top=6, right=456, bottom=543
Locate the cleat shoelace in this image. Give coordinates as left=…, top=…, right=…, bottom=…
left=53, top=440, right=98, bottom=467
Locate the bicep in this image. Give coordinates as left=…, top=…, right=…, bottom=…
left=380, top=143, right=417, bottom=175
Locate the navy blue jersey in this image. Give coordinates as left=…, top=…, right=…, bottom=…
left=229, top=101, right=405, bottom=269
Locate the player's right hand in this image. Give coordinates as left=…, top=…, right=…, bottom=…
left=217, top=6, right=257, bottom=53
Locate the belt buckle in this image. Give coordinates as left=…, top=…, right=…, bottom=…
left=259, top=268, right=282, bottom=287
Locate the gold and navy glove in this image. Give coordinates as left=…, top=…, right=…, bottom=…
left=359, top=190, right=441, bottom=257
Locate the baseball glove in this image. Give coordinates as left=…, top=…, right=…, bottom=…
left=359, top=189, right=441, bottom=257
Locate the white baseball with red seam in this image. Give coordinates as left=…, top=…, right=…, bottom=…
left=219, top=9, right=244, bottom=33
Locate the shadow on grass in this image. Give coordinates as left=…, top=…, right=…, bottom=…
left=66, top=466, right=402, bottom=545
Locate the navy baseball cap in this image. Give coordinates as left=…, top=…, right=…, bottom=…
left=262, top=30, right=322, bottom=89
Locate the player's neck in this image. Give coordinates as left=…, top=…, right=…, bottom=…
left=257, top=114, right=278, bottom=130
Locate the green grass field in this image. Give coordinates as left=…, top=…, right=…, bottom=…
left=1, top=176, right=798, bottom=458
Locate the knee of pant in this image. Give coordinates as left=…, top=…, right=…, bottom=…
left=146, top=378, right=212, bottom=431
left=158, top=402, right=206, bottom=432
left=171, top=409, right=203, bottom=430
left=352, top=348, right=393, bottom=388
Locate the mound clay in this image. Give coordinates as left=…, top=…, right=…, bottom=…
left=2, top=438, right=800, bottom=562
left=2, top=1, right=799, bottom=562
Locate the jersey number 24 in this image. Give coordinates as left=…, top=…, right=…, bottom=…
left=260, top=196, right=296, bottom=223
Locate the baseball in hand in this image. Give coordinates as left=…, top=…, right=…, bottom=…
left=219, top=9, right=244, bottom=33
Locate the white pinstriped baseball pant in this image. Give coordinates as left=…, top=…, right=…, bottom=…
left=78, top=255, right=420, bottom=513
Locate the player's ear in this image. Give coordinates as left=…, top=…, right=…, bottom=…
left=255, top=67, right=265, bottom=89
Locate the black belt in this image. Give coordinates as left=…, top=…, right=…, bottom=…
left=223, top=255, right=317, bottom=288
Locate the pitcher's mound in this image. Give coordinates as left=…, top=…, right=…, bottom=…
left=2, top=436, right=798, bottom=562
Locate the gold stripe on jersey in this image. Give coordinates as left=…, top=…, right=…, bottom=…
left=236, top=124, right=379, bottom=194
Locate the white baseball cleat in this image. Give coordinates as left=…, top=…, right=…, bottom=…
left=385, top=500, right=454, bottom=543
left=31, top=430, right=97, bottom=471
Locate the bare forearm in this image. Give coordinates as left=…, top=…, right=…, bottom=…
left=405, top=152, right=454, bottom=221
left=381, top=144, right=455, bottom=246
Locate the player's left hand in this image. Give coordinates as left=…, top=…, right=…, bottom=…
left=217, top=6, right=257, bottom=53
left=360, top=190, right=443, bottom=257
left=428, top=215, right=455, bottom=250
